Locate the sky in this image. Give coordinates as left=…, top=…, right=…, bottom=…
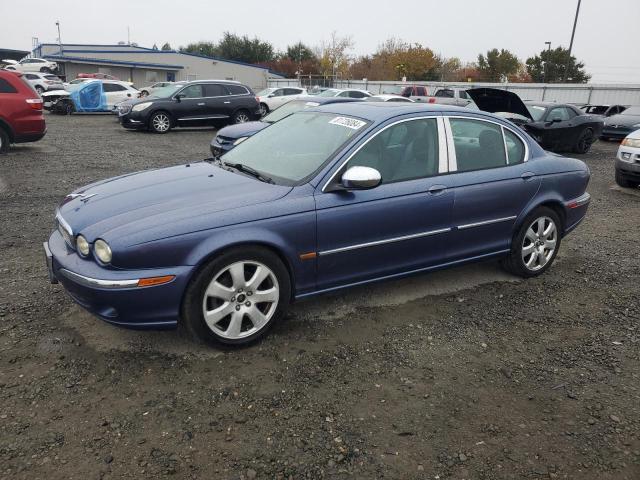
left=1, top=0, right=639, bottom=83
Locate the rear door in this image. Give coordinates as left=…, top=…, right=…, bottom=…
left=203, top=83, right=232, bottom=121
left=443, top=116, right=540, bottom=260
left=102, top=83, right=135, bottom=108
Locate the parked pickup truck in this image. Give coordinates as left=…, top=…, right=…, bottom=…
left=380, top=84, right=430, bottom=102
left=425, top=87, right=473, bottom=107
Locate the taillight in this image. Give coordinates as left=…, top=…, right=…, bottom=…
left=428, top=98, right=436, bottom=103
left=256, top=96, right=260, bottom=102
left=26, top=98, right=43, bottom=110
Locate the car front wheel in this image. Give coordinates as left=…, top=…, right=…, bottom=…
left=182, top=247, right=291, bottom=346
left=501, top=207, right=562, bottom=278
left=35, top=86, right=44, bottom=95
left=149, top=112, right=171, bottom=133
left=615, top=170, right=639, bottom=188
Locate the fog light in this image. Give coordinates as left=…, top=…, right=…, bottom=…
left=94, top=239, right=112, bottom=264
left=76, top=235, right=90, bottom=257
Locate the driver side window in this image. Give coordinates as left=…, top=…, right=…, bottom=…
left=346, top=118, right=440, bottom=184
left=179, top=85, right=203, bottom=98
left=547, top=107, right=571, bottom=122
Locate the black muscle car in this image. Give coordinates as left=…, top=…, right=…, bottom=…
left=467, top=88, right=604, bottom=154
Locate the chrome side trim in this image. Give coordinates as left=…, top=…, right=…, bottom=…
left=58, top=269, right=139, bottom=289
left=178, top=115, right=229, bottom=121
left=457, top=215, right=517, bottom=230
left=436, top=117, right=448, bottom=173
left=319, top=228, right=451, bottom=256
left=321, top=115, right=447, bottom=192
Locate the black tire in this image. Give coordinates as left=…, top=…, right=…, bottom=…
left=615, top=170, right=639, bottom=189
left=149, top=111, right=172, bottom=133
left=181, top=246, right=291, bottom=346
left=232, top=109, right=251, bottom=124
left=573, top=128, right=594, bottom=154
left=40, top=67, right=51, bottom=73
left=140, top=90, right=149, bottom=97
left=0, top=127, right=10, bottom=154
left=35, top=85, right=44, bottom=95
left=501, top=207, right=562, bottom=278
left=259, top=103, right=269, bottom=117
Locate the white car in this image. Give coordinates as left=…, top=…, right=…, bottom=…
left=42, top=80, right=140, bottom=112
left=316, top=88, right=372, bottom=99
left=3, top=57, right=58, bottom=73
left=22, top=72, right=65, bottom=95
left=256, top=87, right=307, bottom=115
left=365, top=94, right=415, bottom=103
left=615, top=129, right=640, bottom=188
left=139, top=81, right=183, bottom=97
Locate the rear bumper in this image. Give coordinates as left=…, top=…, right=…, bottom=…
left=563, top=192, right=590, bottom=235
left=46, top=230, right=192, bottom=329
left=14, top=127, right=46, bottom=143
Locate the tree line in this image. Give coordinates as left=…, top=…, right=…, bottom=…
left=163, top=32, right=590, bottom=83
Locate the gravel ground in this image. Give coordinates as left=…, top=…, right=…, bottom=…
left=0, top=114, right=639, bottom=480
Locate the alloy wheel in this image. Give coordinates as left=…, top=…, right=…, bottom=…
left=521, top=216, right=557, bottom=271
left=235, top=113, right=250, bottom=124
left=259, top=104, right=267, bottom=117
left=152, top=114, right=170, bottom=132
left=202, top=261, right=279, bottom=340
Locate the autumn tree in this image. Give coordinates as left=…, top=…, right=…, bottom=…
left=318, top=32, right=354, bottom=77
left=477, top=48, right=520, bottom=82
left=526, top=46, right=590, bottom=83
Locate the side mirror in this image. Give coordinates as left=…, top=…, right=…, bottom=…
left=340, top=166, right=381, bottom=190
left=267, top=93, right=275, bottom=98
left=175, top=93, right=185, bottom=102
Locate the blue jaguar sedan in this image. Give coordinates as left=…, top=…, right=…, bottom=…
left=45, top=102, right=591, bottom=345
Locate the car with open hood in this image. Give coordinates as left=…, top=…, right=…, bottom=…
left=210, top=96, right=359, bottom=157
left=467, top=88, right=603, bottom=154
left=45, top=102, right=591, bottom=346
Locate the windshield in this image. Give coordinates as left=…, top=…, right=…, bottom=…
left=149, top=84, right=183, bottom=98
left=381, top=85, right=403, bottom=95
left=526, top=105, right=547, bottom=121
left=318, top=89, right=340, bottom=97
left=221, top=112, right=369, bottom=184
left=256, top=88, right=275, bottom=97
left=622, top=106, right=640, bottom=116
left=263, top=100, right=320, bottom=123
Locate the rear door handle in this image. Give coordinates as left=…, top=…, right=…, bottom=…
left=521, top=172, right=536, bottom=180
left=197, top=102, right=205, bottom=106
left=428, top=184, right=447, bottom=195
left=224, top=101, right=231, bottom=104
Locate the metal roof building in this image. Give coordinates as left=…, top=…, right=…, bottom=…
left=33, top=43, right=280, bottom=91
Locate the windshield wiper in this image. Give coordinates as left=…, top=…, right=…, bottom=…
left=223, top=162, right=274, bottom=184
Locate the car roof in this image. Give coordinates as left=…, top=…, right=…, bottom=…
left=189, top=79, right=242, bottom=84
left=306, top=102, right=480, bottom=122
left=292, top=95, right=360, bottom=105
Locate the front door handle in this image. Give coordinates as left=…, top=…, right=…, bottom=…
left=224, top=101, right=231, bottom=104
left=428, top=184, right=447, bottom=195
left=197, top=102, right=205, bottom=106
left=521, top=172, right=536, bottom=180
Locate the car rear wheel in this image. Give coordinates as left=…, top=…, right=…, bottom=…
left=0, top=127, right=10, bottom=154
left=573, top=128, right=594, bottom=154
left=615, top=170, right=639, bottom=188
left=35, top=85, right=44, bottom=95
left=501, top=207, right=562, bottom=278
left=182, top=247, right=291, bottom=346
left=232, top=109, right=251, bottom=124
left=140, top=90, right=149, bottom=97
left=149, top=112, right=171, bottom=133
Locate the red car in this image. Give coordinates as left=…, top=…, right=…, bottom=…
left=77, top=72, right=120, bottom=80
left=0, top=71, right=46, bottom=153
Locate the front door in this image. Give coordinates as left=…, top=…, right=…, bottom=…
left=173, top=84, right=207, bottom=123
left=544, top=106, right=577, bottom=150
left=444, top=116, right=541, bottom=260
left=315, top=116, right=453, bottom=291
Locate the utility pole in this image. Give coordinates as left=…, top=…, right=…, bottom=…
left=543, top=41, right=551, bottom=83
left=563, top=0, right=581, bottom=82
left=55, top=21, right=63, bottom=54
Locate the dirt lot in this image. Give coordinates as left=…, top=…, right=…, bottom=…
left=0, top=114, right=639, bottom=480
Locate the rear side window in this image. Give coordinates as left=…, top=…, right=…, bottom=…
left=204, top=84, right=228, bottom=97
left=459, top=90, right=469, bottom=99
left=283, top=88, right=302, bottom=95
left=348, top=91, right=368, bottom=98
left=103, top=83, right=126, bottom=92
left=226, top=84, right=249, bottom=95
left=435, top=89, right=454, bottom=98
left=415, top=87, right=427, bottom=96
left=450, top=118, right=506, bottom=172
left=504, top=129, right=525, bottom=164
left=25, top=74, right=39, bottom=79
left=0, top=78, right=17, bottom=93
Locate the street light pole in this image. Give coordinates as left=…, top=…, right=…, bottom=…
left=543, top=42, right=551, bottom=83
left=563, top=0, right=581, bottom=82
left=55, top=21, right=63, bottom=55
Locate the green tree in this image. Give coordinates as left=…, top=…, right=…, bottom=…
left=180, top=41, right=217, bottom=57
left=286, top=42, right=316, bottom=63
left=152, top=43, right=158, bottom=50
left=477, top=48, right=520, bottom=82
left=180, top=33, right=274, bottom=64
left=526, top=46, right=590, bottom=83
left=161, top=42, right=172, bottom=51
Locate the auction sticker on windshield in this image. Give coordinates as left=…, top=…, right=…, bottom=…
left=329, top=116, right=367, bottom=130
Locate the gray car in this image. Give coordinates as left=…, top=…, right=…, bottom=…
left=601, top=106, right=640, bottom=140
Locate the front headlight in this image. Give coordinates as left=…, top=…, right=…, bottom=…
left=94, top=239, right=112, bottom=264
left=233, top=136, right=248, bottom=146
left=76, top=235, right=90, bottom=257
left=132, top=102, right=151, bottom=112
left=621, top=138, right=640, bottom=148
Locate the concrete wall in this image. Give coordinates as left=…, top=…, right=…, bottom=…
left=267, top=78, right=640, bottom=105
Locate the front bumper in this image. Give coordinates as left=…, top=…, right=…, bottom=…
left=210, top=137, right=236, bottom=157
left=46, top=230, right=193, bottom=329
left=602, top=127, right=634, bottom=139
left=120, top=112, right=147, bottom=130
left=615, top=157, right=640, bottom=182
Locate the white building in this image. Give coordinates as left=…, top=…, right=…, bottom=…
left=34, top=43, right=281, bottom=91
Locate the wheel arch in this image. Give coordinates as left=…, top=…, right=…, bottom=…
left=516, top=197, right=567, bottom=237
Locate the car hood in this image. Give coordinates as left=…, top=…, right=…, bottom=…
left=42, top=89, right=69, bottom=97
left=466, top=88, right=533, bottom=121
left=215, top=121, right=269, bottom=140
left=604, top=113, right=640, bottom=126
left=58, top=162, right=292, bottom=246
